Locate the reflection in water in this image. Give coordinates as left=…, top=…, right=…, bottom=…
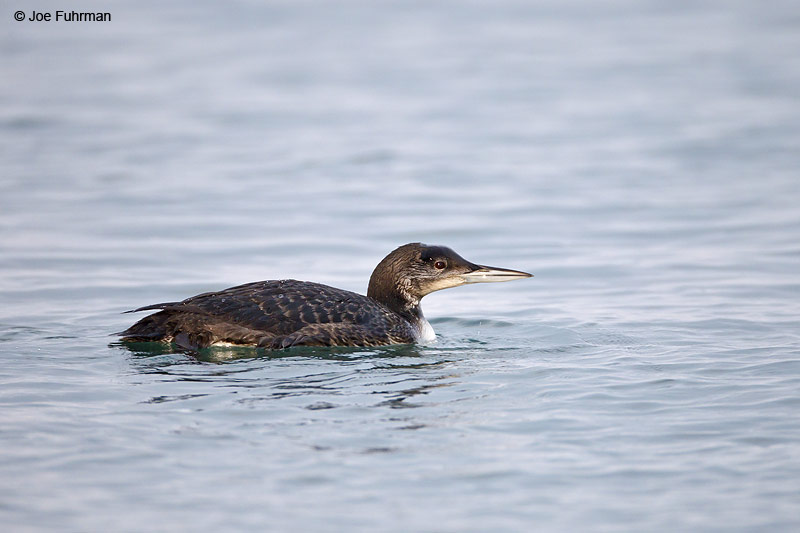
left=115, top=340, right=464, bottom=411
left=116, top=338, right=428, bottom=363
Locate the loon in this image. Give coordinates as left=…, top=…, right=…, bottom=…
left=119, top=243, right=532, bottom=350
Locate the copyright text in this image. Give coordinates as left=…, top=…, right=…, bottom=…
left=15, top=10, right=112, bottom=22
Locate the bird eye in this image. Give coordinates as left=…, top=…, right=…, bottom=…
left=434, top=260, right=446, bottom=270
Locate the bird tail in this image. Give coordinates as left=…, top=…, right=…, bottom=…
left=122, top=302, right=181, bottom=314
left=116, top=306, right=177, bottom=340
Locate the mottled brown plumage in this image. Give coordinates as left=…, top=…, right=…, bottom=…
left=119, top=243, right=531, bottom=350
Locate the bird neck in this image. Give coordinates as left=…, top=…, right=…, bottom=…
left=367, top=276, right=423, bottom=322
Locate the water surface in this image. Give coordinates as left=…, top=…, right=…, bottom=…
left=2, top=1, right=800, bottom=531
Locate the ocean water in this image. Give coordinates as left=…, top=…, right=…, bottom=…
left=2, top=1, right=800, bottom=531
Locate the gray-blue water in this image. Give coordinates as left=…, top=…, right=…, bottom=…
left=2, top=1, right=800, bottom=531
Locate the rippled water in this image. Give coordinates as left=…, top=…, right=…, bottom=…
left=2, top=1, right=800, bottom=531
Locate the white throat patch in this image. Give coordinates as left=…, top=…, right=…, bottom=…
left=415, top=317, right=437, bottom=343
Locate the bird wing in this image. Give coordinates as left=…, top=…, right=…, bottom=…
left=155, top=280, right=381, bottom=336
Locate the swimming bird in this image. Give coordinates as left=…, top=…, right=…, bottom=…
left=119, top=243, right=532, bottom=350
